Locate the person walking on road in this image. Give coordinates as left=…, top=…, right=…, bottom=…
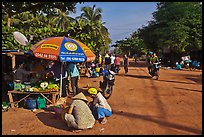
left=123, top=54, right=129, bottom=74
left=114, top=54, right=121, bottom=74
left=133, top=53, right=137, bottom=63
left=110, top=53, right=115, bottom=71
left=104, top=53, right=111, bottom=70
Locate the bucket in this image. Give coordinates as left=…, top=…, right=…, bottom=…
left=37, top=97, right=46, bottom=109
left=25, top=98, right=36, bottom=109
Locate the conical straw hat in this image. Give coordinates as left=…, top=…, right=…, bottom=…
left=72, top=92, right=88, bottom=102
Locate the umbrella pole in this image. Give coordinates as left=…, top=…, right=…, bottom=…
left=60, top=62, right=63, bottom=98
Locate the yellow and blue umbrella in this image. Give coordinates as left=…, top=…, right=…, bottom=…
left=30, top=36, right=96, bottom=62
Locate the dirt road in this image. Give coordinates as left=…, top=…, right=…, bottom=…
left=2, top=61, right=202, bottom=135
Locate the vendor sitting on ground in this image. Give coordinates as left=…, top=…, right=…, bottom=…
left=87, top=88, right=112, bottom=124
left=176, top=62, right=182, bottom=70
left=86, top=62, right=100, bottom=78
left=64, top=92, right=95, bottom=130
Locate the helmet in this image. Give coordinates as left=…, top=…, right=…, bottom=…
left=88, top=88, right=98, bottom=95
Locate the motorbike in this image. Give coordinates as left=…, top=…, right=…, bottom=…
left=114, top=65, right=120, bottom=74
left=99, top=70, right=115, bottom=99
left=149, top=62, right=161, bottom=80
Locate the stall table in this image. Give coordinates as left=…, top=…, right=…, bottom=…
left=7, top=90, right=59, bottom=109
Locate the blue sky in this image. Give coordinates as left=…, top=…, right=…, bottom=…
left=70, top=2, right=157, bottom=45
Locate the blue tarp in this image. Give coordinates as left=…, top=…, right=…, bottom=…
left=2, top=50, right=32, bottom=55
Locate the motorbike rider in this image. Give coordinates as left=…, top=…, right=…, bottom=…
left=147, top=52, right=153, bottom=74
left=100, top=69, right=115, bottom=93
left=103, top=69, right=115, bottom=85
left=149, top=52, right=159, bottom=75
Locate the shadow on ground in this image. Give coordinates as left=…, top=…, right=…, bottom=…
left=174, top=87, right=202, bottom=93
left=186, top=77, right=202, bottom=85
left=121, top=61, right=147, bottom=68
left=118, top=74, right=152, bottom=79
left=36, top=112, right=75, bottom=132
left=158, top=79, right=197, bottom=85
left=113, top=109, right=202, bottom=134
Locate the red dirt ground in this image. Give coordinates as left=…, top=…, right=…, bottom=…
left=2, top=60, right=202, bottom=135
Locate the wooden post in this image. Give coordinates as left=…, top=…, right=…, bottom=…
left=39, top=93, right=53, bottom=104
left=52, top=93, right=56, bottom=104
left=11, top=55, right=15, bottom=70
left=8, top=92, right=15, bottom=108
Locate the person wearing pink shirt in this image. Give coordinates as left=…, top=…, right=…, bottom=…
left=114, top=54, right=121, bottom=74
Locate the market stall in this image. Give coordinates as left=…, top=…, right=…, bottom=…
left=2, top=49, right=60, bottom=108
left=2, top=49, right=33, bottom=103
left=4, top=35, right=96, bottom=110
left=30, top=36, right=96, bottom=99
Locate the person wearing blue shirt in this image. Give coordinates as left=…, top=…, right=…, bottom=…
left=67, top=63, right=80, bottom=96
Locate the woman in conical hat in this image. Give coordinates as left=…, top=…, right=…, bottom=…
left=64, top=92, right=95, bottom=130
left=72, top=92, right=88, bottom=102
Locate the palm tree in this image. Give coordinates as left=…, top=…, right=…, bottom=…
left=51, top=8, right=75, bottom=31
left=80, top=4, right=102, bottom=27
left=79, top=5, right=111, bottom=52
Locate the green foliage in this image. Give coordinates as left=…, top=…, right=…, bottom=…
left=112, top=2, right=202, bottom=58
left=138, top=2, right=202, bottom=53
left=2, top=2, right=78, bottom=17
left=2, top=2, right=111, bottom=55
left=68, top=4, right=111, bottom=54
left=2, top=2, right=78, bottom=50
left=113, top=31, right=145, bottom=56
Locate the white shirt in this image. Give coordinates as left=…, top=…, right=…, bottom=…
left=110, top=55, right=115, bottom=65
left=93, top=92, right=112, bottom=111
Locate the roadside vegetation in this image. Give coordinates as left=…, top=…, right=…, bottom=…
left=2, top=2, right=202, bottom=66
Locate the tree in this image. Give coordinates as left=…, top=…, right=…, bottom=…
left=137, top=2, right=202, bottom=66
left=75, top=4, right=111, bottom=53
left=150, top=2, right=202, bottom=53
left=2, top=2, right=79, bottom=29
left=2, top=2, right=79, bottom=50
left=51, top=8, right=75, bottom=31
left=112, top=31, right=145, bottom=56
left=2, top=2, right=112, bottom=55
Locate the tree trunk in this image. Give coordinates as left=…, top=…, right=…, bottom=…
left=8, top=17, right=11, bottom=30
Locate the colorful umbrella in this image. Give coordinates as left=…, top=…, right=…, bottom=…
left=30, top=36, right=96, bottom=98
left=30, top=36, right=96, bottom=62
